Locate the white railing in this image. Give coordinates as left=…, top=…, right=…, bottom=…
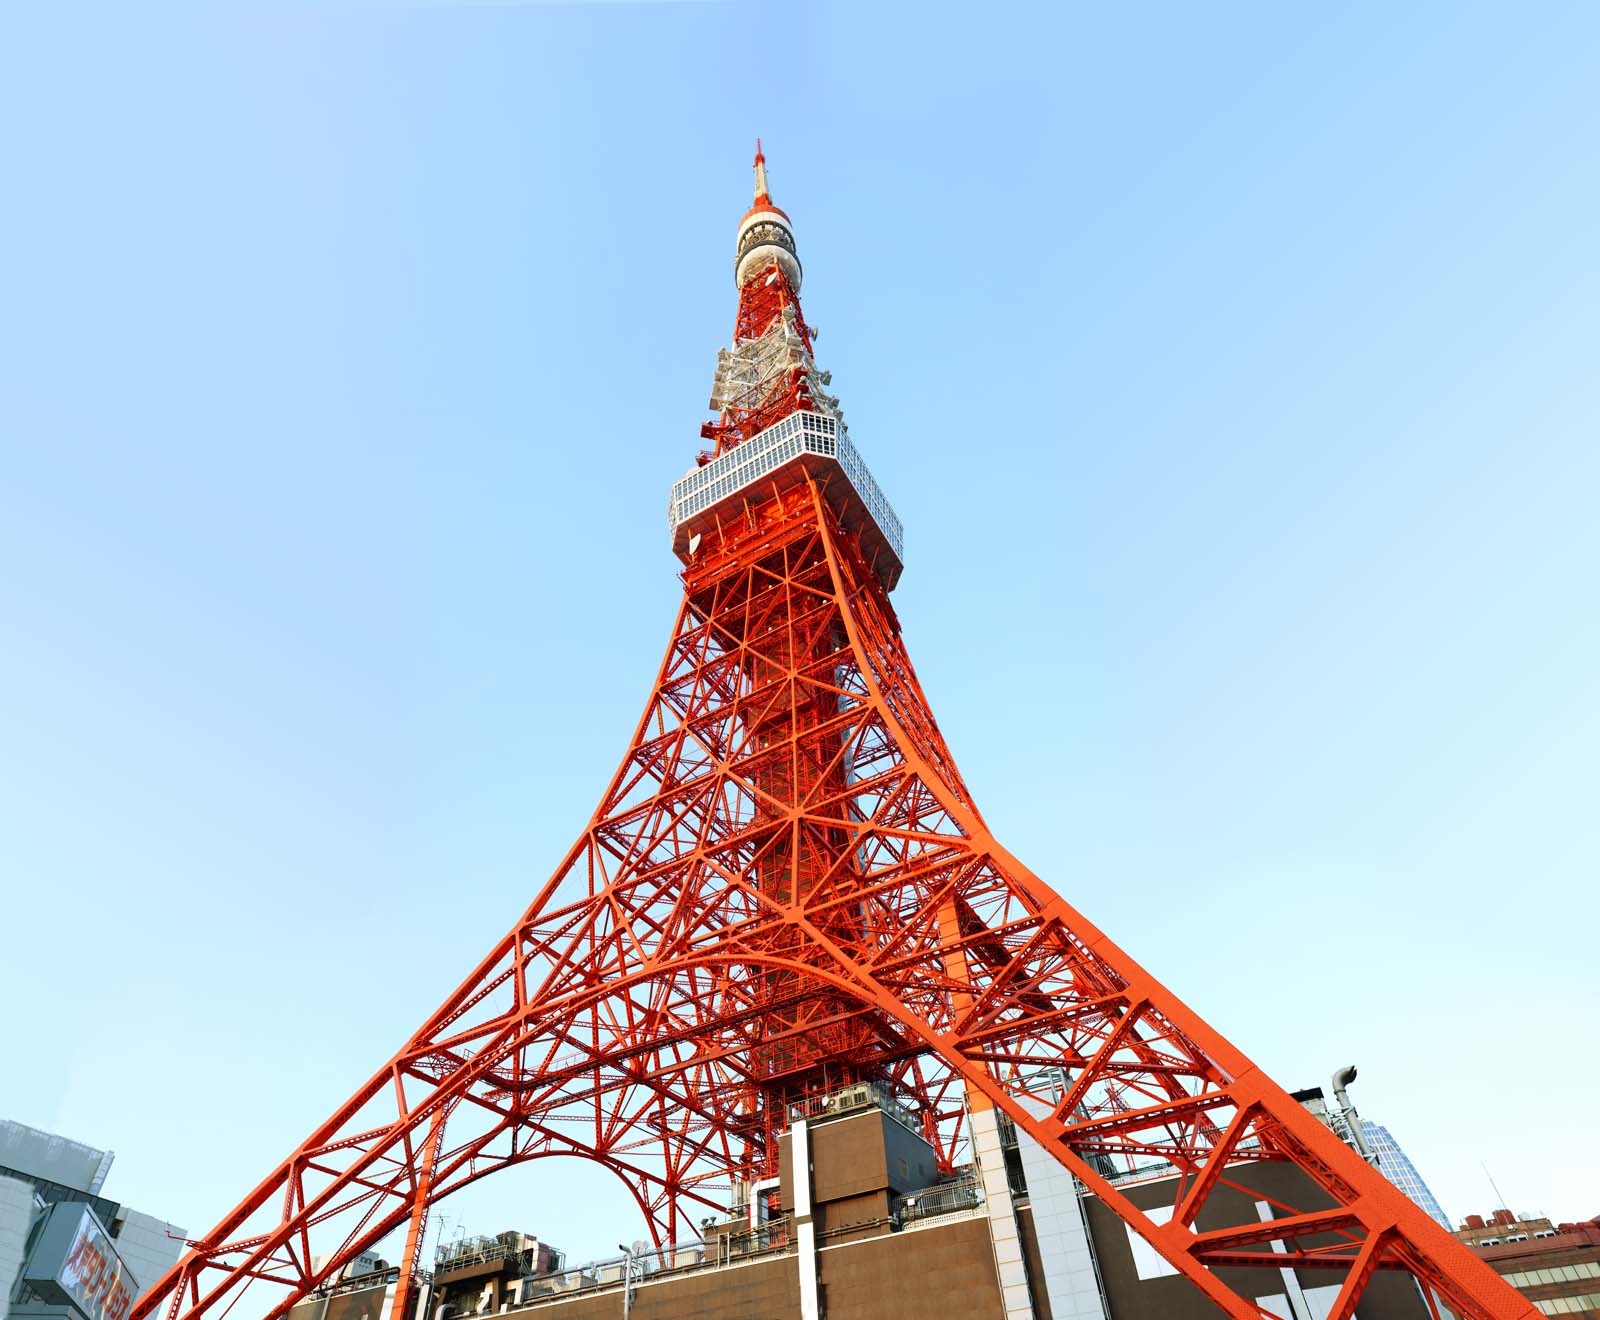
left=667, top=412, right=903, bottom=562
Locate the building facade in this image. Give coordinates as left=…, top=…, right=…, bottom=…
left=1455, top=1212, right=1600, bottom=1317
left=1, top=1120, right=186, bottom=1320
left=285, top=1084, right=1442, bottom=1320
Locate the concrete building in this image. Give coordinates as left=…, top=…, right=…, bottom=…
left=1454, top=1211, right=1600, bottom=1317
left=1, top=1120, right=186, bottom=1320
left=285, top=1084, right=1440, bottom=1320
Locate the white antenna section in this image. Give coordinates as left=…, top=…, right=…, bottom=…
left=707, top=317, right=841, bottom=432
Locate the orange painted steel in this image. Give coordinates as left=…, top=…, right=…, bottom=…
left=132, top=156, right=1535, bottom=1320
left=387, top=1107, right=444, bottom=1320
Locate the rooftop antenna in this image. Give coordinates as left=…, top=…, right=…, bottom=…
left=1482, top=1162, right=1513, bottom=1217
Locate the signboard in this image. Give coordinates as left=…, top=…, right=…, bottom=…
left=21, top=1203, right=137, bottom=1320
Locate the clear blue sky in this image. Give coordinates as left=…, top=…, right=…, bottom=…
left=2, top=0, right=1596, bottom=1274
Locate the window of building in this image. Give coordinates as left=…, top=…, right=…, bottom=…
left=1534, top=1294, right=1600, bottom=1316
left=1520, top=1265, right=1600, bottom=1287
left=1543, top=1263, right=1600, bottom=1282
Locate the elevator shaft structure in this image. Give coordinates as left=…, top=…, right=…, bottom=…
left=132, top=148, right=1534, bottom=1320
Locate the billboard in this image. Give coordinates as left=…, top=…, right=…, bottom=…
left=21, top=1202, right=137, bottom=1320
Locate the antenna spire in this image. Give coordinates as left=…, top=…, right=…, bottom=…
left=753, top=138, right=770, bottom=204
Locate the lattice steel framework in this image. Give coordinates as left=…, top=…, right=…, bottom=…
left=133, top=150, right=1534, bottom=1320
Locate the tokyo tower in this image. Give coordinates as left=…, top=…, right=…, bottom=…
left=132, top=147, right=1534, bottom=1320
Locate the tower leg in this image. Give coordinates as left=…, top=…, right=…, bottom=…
left=389, top=1109, right=445, bottom=1320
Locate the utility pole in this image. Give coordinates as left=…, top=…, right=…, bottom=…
left=616, top=1243, right=636, bottom=1320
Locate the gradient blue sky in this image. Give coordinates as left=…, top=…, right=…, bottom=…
left=2, top=0, right=1596, bottom=1273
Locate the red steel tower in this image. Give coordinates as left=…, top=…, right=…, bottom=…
left=133, top=149, right=1534, bottom=1320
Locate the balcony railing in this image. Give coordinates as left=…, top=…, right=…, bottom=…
left=897, top=1177, right=984, bottom=1225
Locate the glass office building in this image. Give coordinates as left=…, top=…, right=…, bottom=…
left=1365, top=1121, right=1451, bottom=1230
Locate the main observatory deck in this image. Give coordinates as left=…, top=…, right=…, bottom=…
left=668, top=412, right=904, bottom=590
